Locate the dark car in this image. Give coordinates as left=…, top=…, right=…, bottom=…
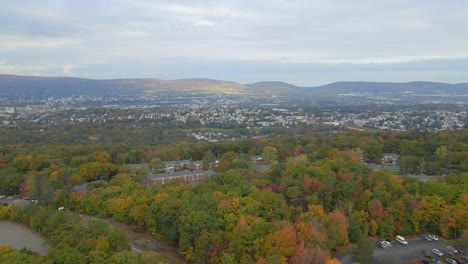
left=377, top=241, right=386, bottom=248
left=421, top=234, right=433, bottom=241
left=446, top=246, right=459, bottom=255
left=453, top=247, right=463, bottom=254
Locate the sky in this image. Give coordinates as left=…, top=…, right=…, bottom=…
left=1, top=0, right=468, bottom=86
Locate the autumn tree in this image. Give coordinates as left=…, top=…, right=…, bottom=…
left=324, top=210, right=349, bottom=249
left=262, top=146, right=279, bottom=165
left=363, top=138, right=383, bottom=164
left=290, top=242, right=330, bottom=264
left=262, top=226, right=297, bottom=258
left=202, top=150, right=216, bottom=170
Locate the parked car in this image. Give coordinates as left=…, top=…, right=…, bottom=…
left=377, top=241, right=386, bottom=248
left=453, top=246, right=463, bottom=254
left=446, top=259, right=457, bottom=264
left=446, top=246, right=459, bottom=255
left=433, top=248, right=444, bottom=257
left=421, top=234, right=433, bottom=241
left=429, top=235, right=439, bottom=241
left=396, top=235, right=408, bottom=245
left=433, top=259, right=443, bottom=264
left=462, top=256, right=468, bottom=263
left=377, top=241, right=392, bottom=248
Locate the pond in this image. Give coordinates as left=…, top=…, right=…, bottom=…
left=0, top=220, right=51, bottom=255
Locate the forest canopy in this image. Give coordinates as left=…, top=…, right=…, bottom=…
left=0, top=130, right=467, bottom=263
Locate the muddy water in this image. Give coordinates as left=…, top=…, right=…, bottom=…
left=0, top=220, right=51, bottom=255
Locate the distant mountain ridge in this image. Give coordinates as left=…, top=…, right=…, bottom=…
left=314, top=81, right=468, bottom=95
left=0, top=74, right=466, bottom=97
left=0, top=75, right=246, bottom=96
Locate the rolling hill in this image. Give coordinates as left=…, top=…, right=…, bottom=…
left=0, top=75, right=246, bottom=97
left=245, top=81, right=305, bottom=95
left=0, top=74, right=466, bottom=97
left=312, top=81, right=468, bottom=95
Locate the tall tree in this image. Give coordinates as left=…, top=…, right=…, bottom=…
left=262, top=146, right=279, bottom=165
left=352, top=236, right=374, bottom=264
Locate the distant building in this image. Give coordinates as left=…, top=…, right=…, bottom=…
left=71, top=184, right=89, bottom=197
left=163, top=160, right=216, bottom=172
left=71, top=180, right=108, bottom=197
left=251, top=156, right=264, bottom=165
left=0, top=107, right=16, bottom=117
left=148, top=170, right=217, bottom=185
left=141, top=155, right=269, bottom=185
left=382, top=153, right=398, bottom=165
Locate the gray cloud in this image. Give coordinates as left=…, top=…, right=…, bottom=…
left=1, top=0, right=467, bottom=85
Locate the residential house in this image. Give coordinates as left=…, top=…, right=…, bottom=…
left=382, top=153, right=398, bottom=165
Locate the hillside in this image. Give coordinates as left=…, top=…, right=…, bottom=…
left=312, top=81, right=468, bottom=95
left=0, top=74, right=467, bottom=97
left=0, top=75, right=246, bottom=97
left=158, top=78, right=245, bottom=95
left=0, top=75, right=113, bottom=97
left=245, top=81, right=305, bottom=96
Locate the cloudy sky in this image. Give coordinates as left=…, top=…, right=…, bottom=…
left=1, top=0, right=468, bottom=86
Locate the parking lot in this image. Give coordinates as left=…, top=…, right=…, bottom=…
left=374, top=237, right=465, bottom=264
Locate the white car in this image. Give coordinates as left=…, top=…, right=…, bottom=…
left=396, top=235, right=408, bottom=245
left=382, top=241, right=392, bottom=247
left=377, top=241, right=392, bottom=248
left=428, top=235, right=439, bottom=241
left=432, top=248, right=444, bottom=257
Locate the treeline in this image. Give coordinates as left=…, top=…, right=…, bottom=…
left=0, top=204, right=162, bottom=263
left=0, top=112, right=337, bottom=145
